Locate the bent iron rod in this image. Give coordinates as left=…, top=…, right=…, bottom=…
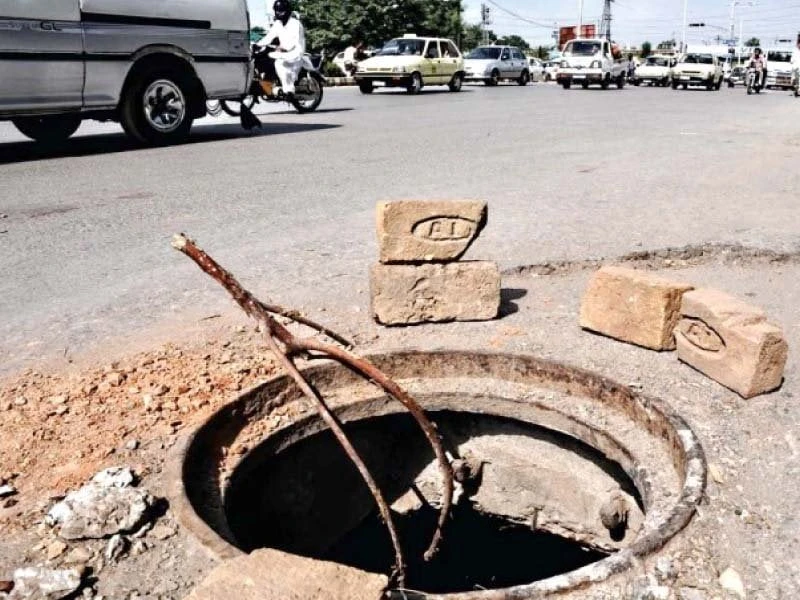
left=172, top=233, right=455, bottom=584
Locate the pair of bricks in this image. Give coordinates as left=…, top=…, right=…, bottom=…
left=580, top=266, right=788, bottom=399
left=370, top=201, right=501, bottom=325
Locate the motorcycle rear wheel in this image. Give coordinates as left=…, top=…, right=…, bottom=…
left=291, top=75, right=324, bottom=113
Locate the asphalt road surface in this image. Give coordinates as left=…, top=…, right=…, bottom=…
left=2, top=83, right=799, bottom=372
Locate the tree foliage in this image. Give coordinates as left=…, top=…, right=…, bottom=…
left=296, top=0, right=464, bottom=53
left=641, top=41, right=652, bottom=58
left=744, top=37, right=760, bottom=47
left=496, top=34, right=530, bottom=51
left=461, top=23, right=496, bottom=51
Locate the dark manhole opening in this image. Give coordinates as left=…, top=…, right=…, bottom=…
left=324, top=503, right=607, bottom=593
left=225, top=410, right=640, bottom=594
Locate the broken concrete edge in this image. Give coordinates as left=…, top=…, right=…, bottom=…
left=168, top=350, right=707, bottom=599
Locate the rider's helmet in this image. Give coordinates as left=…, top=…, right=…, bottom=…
left=273, top=0, right=292, bottom=24
left=753, top=47, right=762, bottom=56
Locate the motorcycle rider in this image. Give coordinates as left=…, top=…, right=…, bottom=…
left=255, top=0, right=306, bottom=98
left=748, top=47, right=767, bottom=89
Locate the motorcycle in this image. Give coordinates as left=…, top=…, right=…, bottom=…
left=219, top=45, right=326, bottom=117
left=746, top=66, right=764, bottom=95
left=793, top=69, right=800, bottom=98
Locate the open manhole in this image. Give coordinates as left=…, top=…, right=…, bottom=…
left=169, top=351, right=706, bottom=598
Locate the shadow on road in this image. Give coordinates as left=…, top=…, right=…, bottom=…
left=0, top=121, right=341, bottom=165
left=499, top=288, right=527, bottom=318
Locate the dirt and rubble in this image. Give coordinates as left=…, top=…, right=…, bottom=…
left=1, top=249, right=798, bottom=599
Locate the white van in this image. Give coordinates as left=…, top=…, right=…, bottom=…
left=0, top=0, right=251, bottom=144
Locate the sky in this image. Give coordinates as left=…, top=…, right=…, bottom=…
left=248, top=1, right=800, bottom=48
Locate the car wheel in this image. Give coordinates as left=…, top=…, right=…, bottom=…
left=616, top=74, right=625, bottom=89
left=600, top=75, right=610, bottom=90
left=406, top=72, right=422, bottom=94
left=121, top=69, right=195, bottom=145
left=562, top=81, right=571, bottom=90
left=715, top=80, right=722, bottom=91
left=581, top=81, right=589, bottom=89
left=728, top=80, right=734, bottom=88
left=518, top=70, right=530, bottom=86
left=671, top=81, right=679, bottom=90
left=448, top=73, right=463, bottom=92
left=12, top=115, right=81, bottom=143
left=486, top=70, right=500, bottom=86
left=682, top=83, right=688, bottom=90
left=358, top=81, right=374, bottom=94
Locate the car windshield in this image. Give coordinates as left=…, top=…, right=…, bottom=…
left=377, top=39, right=425, bottom=56
left=767, top=51, right=791, bottom=62
left=646, top=57, right=669, bottom=66
left=467, top=47, right=501, bottom=60
left=682, top=54, right=713, bottom=64
left=565, top=41, right=602, bottom=56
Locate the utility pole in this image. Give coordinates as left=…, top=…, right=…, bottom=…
left=599, top=0, right=614, bottom=40
left=480, top=3, right=492, bottom=44
left=578, top=0, right=583, bottom=39
left=681, top=0, right=689, bottom=53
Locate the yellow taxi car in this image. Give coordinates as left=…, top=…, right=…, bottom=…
left=354, top=34, right=465, bottom=95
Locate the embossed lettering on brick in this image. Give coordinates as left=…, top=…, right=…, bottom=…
left=376, top=200, right=487, bottom=263
left=579, top=266, right=694, bottom=351
left=675, top=288, right=788, bottom=399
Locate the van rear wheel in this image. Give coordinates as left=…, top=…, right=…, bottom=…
left=122, top=69, right=195, bottom=145
left=12, top=115, right=81, bottom=143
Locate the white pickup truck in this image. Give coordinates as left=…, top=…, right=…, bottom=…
left=556, top=38, right=628, bottom=90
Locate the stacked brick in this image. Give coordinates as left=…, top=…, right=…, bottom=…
left=580, top=266, right=788, bottom=399
left=370, top=201, right=501, bottom=325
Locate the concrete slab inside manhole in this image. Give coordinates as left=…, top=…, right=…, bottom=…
left=169, top=351, right=706, bottom=598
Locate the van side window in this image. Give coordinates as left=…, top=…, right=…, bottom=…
left=501, top=48, right=510, bottom=60
left=426, top=42, right=440, bottom=58
left=447, top=41, right=460, bottom=57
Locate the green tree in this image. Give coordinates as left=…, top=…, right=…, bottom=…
left=461, top=23, right=496, bottom=51
left=641, top=41, right=652, bottom=58
left=744, top=37, right=760, bottom=47
left=532, top=45, right=551, bottom=60
left=496, top=34, right=530, bottom=51
left=296, top=0, right=464, bottom=53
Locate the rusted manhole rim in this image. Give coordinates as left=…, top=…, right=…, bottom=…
left=168, top=351, right=707, bottom=598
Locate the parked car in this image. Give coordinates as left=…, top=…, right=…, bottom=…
left=631, top=55, right=674, bottom=87
left=542, top=60, right=560, bottom=82
left=527, top=57, right=545, bottom=82
left=463, top=45, right=531, bottom=85
left=671, top=53, right=723, bottom=90
left=0, top=0, right=252, bottom=145
left=354, top=34, right=464, bottom=94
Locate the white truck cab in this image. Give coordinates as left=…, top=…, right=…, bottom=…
left=765, top=48, right=794, bottom=90
left=0, top=0, right=251, bottom=144
left=556, top=38, right=628, bottom=89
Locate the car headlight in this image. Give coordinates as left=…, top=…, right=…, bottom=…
left=590, top=60, right=601, bottom=69
left=391, top=66, right=407, bottom=73
left=561, top=60, right=569, bottom=68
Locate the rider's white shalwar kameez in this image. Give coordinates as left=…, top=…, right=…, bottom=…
left=258, top=16, right=306, bottom=94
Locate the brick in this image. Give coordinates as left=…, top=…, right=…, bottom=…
left=579, top=266, right=694, bottom=350
left=675, top=288, right=788, bottom=399
left=370, top=262, right=500, bottom=325
left=184, top=548, right=388, bottom=600
left=376, top=200, right=487, bottom=263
